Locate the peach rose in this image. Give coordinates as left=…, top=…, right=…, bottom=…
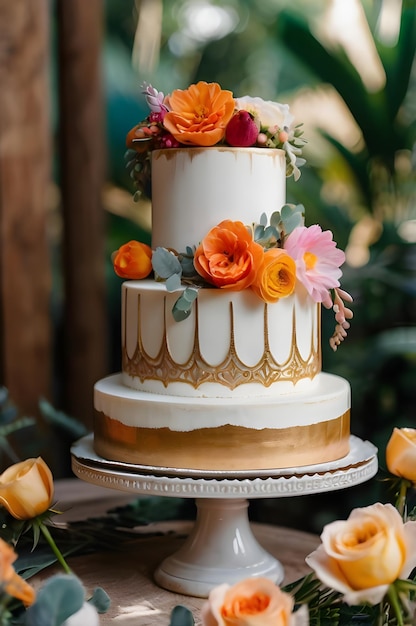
left=112, top=240, right=153, bottom=279
left=306, top=502, right=416, bottom=606
left=0, top=457, right=54, bottom=520
left=194, top=220, right=264, bottom=290
left=251, top=248, right=296, bottom=303
left=0, top=538, right=36, bottom=605
left=163, top=81, right=235, bottom=146
left=201, top=577, right=308, bottom=626
left=386, top=428, right=416, bottom=482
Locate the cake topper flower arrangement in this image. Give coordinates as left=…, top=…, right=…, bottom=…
left=117, top=81, right=353, bottom=350
left=125, top=80, right=306, bottom=199
left=166, top=428, right=416, bottom=626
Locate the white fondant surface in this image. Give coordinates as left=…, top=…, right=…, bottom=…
left=94, top=372, right=350, bottom=431
left=151, top=147, right=286, bottom=251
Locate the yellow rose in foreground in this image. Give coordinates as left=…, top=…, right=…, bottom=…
left=0, top=538, right=36, bottom=605
left=0, top=457, right=54, bottom=520
left=386, top=427, right=416, bottom=482
left=201, top=577, right=308, bottom=626
left=251, top=248, right=296, bottom=303
left=306, top=502, right=416, bottom=606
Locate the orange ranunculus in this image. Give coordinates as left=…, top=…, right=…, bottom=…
left=251, top=248, right=297, bottom=303
left=163, top=81, right=235, bottom=146
left=112, top=240, right=153, bottom=279
left=194, top=220, right=264, bottom=290
left=0, top=457, right=54, bottom=520
left=0, top=538, right=36, bottom=605
left=386, top=428, right=416, bottom=482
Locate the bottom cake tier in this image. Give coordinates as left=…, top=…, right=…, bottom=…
left=93, top=372, right=350, bottom=471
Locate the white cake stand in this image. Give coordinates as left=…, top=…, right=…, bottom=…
left=71, top=434, right=377, bottom=598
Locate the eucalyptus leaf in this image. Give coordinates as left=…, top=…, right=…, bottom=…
left=169, top=605, right=194, bottom=626
left=90, top=587, right=111, bottom=613
left=270, top=211, right=282, bottom=229
left=166, top=274, right=182, bottom=292
left=259, top=212, right=267, bottom=226
left=24, top=574, right=84, bottom=626
left=182, top=288, right=198, bottom=304
left=179, top=255, right=197, bottom=278
left=152, top=247, right=182, bottom=280
left=172, top=290, right=198, bottom=322
left=254, top=224, right=265, bottom=241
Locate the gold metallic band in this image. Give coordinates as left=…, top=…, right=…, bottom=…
left=94, top=411, right=350, bottom=471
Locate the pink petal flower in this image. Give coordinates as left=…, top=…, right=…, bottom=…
left=284, top=225, right=345, bottom=303
left=141, top=82, right=169, bottom=114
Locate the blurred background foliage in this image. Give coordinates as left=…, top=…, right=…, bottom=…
left=5, top=0, right=415, bottom=533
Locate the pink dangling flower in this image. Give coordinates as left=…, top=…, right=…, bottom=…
left=284, top=225, right=345, bottom=303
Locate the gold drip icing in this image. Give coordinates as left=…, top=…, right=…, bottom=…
left=123, top=292, right=321, bottom=390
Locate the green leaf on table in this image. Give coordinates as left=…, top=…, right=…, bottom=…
left=90, top=586, right=111, bottom=613
left=170, top=605, right=194, bottom=626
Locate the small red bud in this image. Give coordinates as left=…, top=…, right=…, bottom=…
left=225, top=111, right=259, bottom=147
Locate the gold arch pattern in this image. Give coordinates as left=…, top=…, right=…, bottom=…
left=122, top=293, right=321, bottom=390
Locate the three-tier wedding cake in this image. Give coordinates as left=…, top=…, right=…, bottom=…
left=93, top=81, right=353, bottom=471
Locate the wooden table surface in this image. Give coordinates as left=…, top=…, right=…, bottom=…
left=34, top=479, right=319, bottom=625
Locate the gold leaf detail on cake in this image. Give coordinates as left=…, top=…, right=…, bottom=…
left=123, top=292, right=321, bottom=390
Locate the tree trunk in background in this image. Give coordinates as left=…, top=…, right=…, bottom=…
left=0, top=0, right=52, bottom=416
left=57, top=0, right=108, bottom=430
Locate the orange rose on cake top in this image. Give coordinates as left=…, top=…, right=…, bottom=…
left=163, top=81, right=235, bottom=146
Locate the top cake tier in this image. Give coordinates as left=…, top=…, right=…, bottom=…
left=151, top=147, right=286, bottom=251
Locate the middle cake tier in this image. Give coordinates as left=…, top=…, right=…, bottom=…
left=122, top=281, right=322, bottom=398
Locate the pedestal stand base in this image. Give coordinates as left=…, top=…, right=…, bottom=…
left=71, top=435, right=378, bottom=598
left=154, top=498, right=283, bottom=597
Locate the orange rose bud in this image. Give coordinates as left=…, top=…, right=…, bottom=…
left=194, top=220, right=264, bottom=290
left=251, top=248, right=296, bottom=303
left=113, top=240, right=153, bottom=279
